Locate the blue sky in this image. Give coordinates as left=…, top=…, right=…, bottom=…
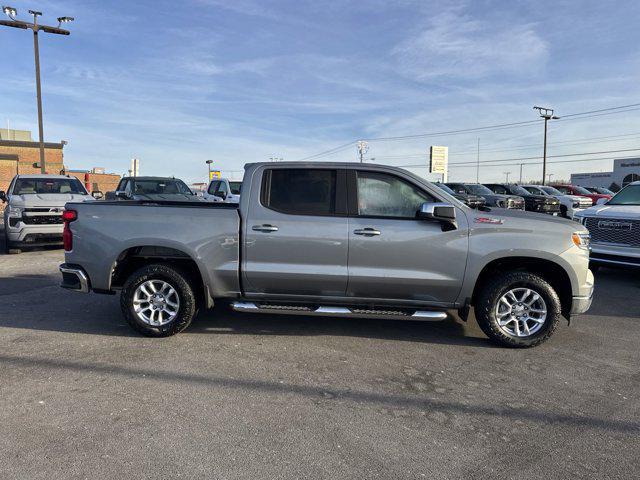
left=1, top=0, right=639, bottom=183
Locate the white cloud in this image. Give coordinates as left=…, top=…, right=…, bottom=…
left=392, top=10, right=549, bottom=81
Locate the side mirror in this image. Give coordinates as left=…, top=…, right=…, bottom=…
left=115, top=191, right=130, bottom=200
left=0, top=191, right=6, bottom=203
left=596, top=197, right=608, bottom=205
left=91, top=191, right=104, bottom=200
left=417, top=202, right=456, bottom=221
left=214, top=191, right=227, bottom=200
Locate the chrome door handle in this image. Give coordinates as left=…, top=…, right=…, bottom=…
left=353, top=228, right=381, bottom=236
left=252, top=224, right=279, bottom=232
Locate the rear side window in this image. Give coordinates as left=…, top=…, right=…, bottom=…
left=262, top=169, right=336, bottom=215
left=207, top=181, right=220, bottom=195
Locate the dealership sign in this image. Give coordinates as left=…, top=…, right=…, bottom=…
left=430, top=146, right=448, bottom=175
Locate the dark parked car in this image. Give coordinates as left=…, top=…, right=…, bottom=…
left=105, top=177, right=202, bottom=202
left=435, top=183, right=486, bottom=209
left=484, top=184, right=560, bottom=215
left=445, top=183, right=525, bottom=210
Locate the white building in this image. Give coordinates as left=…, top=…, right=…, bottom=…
left=571, top=157, right=640, bottom=191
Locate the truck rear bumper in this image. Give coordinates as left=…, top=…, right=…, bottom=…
left=59, top=263, right=91, bottom=293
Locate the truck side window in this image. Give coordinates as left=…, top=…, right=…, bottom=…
left=262, top=168, right=336, bottom=215
left=217, top=182, right=228, bottom=195
left=356, top=171, right=433, bottom=218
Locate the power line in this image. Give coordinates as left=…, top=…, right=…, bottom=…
left=296, top=102, right=640, bottom=161
left=398, top=153, right=640, bottom=170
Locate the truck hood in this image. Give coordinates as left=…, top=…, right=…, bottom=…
left=468, top=206, right=582, bottom=231
left=578, top=204, right=640, bottom=219
left=10, top=193, right=92, bottom=208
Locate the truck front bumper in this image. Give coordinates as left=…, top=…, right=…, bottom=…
left=6, top=222, right=63, bottom=247
left=60, top=264, right=91, bottom=293
left=570, top=268, right=594, bottom=315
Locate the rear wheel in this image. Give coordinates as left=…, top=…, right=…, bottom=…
left=475, top=271, right=561, bottom=348
left=121, top=264, right=197, bottom=337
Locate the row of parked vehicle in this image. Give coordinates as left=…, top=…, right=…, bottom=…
left=435, top=182, right=612, bottom=219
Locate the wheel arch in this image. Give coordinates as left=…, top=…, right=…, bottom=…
left=110, top=245, right=213, bottom=308
left=470, top=256, right=574, bottom=318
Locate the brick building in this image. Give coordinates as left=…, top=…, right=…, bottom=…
left=0, top=129, right=121, bottom=200
left=0, top=129, right=65, bottom=193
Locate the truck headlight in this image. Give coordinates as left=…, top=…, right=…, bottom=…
left=572, top=232, right=590, bottom=250
left=7, top=206, right=22, bottom=217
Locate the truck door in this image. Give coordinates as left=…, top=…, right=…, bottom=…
left=346, top=170, right=468, bottom=305
left=243, top=167, right=349, bottom=296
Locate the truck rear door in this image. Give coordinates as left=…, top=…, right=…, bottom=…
left=242, top=167, right=349, bottom=296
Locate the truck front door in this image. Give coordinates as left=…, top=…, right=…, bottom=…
left=242, top=167, right=349, bottom=297
left=346, top=170, right=468, bottom=305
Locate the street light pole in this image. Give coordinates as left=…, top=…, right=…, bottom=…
left=533, top=106, right=560, bottom=185
left=206, top=159, right=213, bottom=180
left=1, top=7, right=73, bottom=174
left=504, top=171, right=512, bottom=183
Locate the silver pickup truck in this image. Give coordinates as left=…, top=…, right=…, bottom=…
left=59, top=162, right=594, bottom=348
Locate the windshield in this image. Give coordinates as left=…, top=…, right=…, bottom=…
left=13, top=178, right=87, bottom=195
left=541, top=186, right=562, bottom=196
left=436, top=183, right=456, bottom=195
left=607, top=184, right=640, bottom=205
left=572, top=186, right=592, bottom=195
left=229, top=181, right=242, bottom=195
left=509, top=185, right=531, bottom=196
left=133, top=179, right=194, bottom=195
left=465, top=184, right=494, bottom=195
left=590, top=187, right=614, bottom=195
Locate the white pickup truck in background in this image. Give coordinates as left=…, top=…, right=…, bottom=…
left=203, top=178, right=242, bottom=203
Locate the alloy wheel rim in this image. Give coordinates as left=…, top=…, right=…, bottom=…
left=495, top=287, right=547, bottom=337
left=133, top=280, right=180, bottom=326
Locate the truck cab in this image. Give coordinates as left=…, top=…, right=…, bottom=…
left=203, top=178, right=242, bottom=203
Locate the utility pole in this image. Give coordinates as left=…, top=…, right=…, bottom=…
left=476, top=138, right=480, bottom=183
left=519, top=163, right=524, bottom=183
left=533, top=106, right=560, bottom=185
left=504, top=171, right=512, bottom=183
left=1, top=6, right=73, bottom=174
left=357, top=140, right=369, bottom=163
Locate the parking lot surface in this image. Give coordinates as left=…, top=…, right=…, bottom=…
left=0, top=234, right=638, bottom=479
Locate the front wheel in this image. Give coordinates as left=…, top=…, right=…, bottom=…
left=121, top=264, right=197, bottom=337
left=475, top=272, right=561, bottom=348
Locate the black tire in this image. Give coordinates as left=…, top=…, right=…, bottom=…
left=120, top=263, right=197, bottom=337
left=475, top=271, right=561, bottom=348
left=3, top=226, right=20, bottom=254
left=560, top=205, right=568, bottom=218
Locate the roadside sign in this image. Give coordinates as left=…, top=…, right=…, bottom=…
left=430, top=146, right=448, bottom=173
left=209, top=170, right=221, bottom=181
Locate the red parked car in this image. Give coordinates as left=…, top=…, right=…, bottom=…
left=553, top=185, right=612, bottom=205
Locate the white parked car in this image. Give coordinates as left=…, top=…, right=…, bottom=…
left=203, top=178, right=242, bottom=203
left=574, top=181, right=640, bottom=269
left=522, top=184, right=592, bottom=219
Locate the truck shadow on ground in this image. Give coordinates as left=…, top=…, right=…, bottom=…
left=0, top=277, right=491, bottom=346
left=190, top=308, right=492, bottom=348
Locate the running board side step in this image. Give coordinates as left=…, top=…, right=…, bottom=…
left=231, top=302, right=448, bottom=321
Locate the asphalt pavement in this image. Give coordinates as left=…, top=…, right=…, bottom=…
left=0, top=233, right=638, bottom=479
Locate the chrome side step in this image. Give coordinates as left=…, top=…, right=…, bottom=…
left=231, top=302, right=447, bottom=321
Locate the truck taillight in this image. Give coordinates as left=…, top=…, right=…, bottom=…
left=63, top=209, right=77, bottom=252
